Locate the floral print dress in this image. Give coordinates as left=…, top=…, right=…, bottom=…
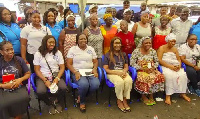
left=130, top=48, right=165, bottom=94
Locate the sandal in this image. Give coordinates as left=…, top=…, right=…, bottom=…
left=140, top=98, right=153, bottom=106
left=80, top=105, right=86, bottom=113
left=125, top=107, right=131, bottom=112
left=149, top=99, right=156, bottom=105
left=117, top=106, right=126, bottom=113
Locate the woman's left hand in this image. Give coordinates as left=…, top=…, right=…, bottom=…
left=12, top=79, right=22, bottom=89
left=174, top=65, right=181, bottom=72
left=53, top=78, right=59, bottom=84
left=92, top=69, right=98, bottom=78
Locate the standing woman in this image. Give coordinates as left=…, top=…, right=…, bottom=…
left=190, top=17, right=200, bottom=44
left=152, top=15, right=171, bottom=50
left=0, top=41, right=31, bottom=119
left=116, top=20, right=135, bottom=56
left=84, top=13, right=104, bottom=67
left=100, top=13, right=117, bottom=54
left=0, top=7, right=21, bottom=56
left=58, top=8, right=74, bottom=29
left=20, top=10, right=52, bottom=72
left=132, top=12, right=151, bottom=47
left=43, top=10, right=62, bottom=47
left=59, top=14, right=80, bottom=64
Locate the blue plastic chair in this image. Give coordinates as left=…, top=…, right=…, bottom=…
left=30, top=73, right=68, bottom=115
left=181, top=62, right=186, bottom=71
left=65, top=67, right=102, bottom=107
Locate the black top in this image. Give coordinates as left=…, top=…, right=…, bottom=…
left=0, top=56, right=29, bottom=82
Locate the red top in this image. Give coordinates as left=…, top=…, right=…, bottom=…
left=116, top=31, right=135, bottom=55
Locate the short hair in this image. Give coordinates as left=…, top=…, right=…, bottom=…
left=123, top=0, right=130, bottom=4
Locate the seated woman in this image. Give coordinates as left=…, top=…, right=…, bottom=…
left=157, top=33, right=191, bottom=105
left=67, top=33, right=100, bottom=113
left=130, top=37, right=165, bottom=106
left=103, top=37, right=132, bottom=113
left=0, top=41, right=30, bottom=119
left=33, top=35, right=67, bottom=115
left=179, top=34, right=200, bottom=97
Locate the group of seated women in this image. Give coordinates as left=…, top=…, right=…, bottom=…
left=0, top=32, right=200, bottom=118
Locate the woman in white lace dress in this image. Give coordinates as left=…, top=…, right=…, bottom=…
left=157, top=33, right=191, bottom=105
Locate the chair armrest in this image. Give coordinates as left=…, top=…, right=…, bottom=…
left=30, top=73, right=37, bottom=92
left=97, top=67, right=102, bottom=82
left=27, top=78, right=31, bottom=95
left=128, top=66, right=137, bottom=81
left=102, top=68, right=114, bottom=87
left=157, top=65, right=163, bottom=73
left=181, top=63, right=186, bottom=71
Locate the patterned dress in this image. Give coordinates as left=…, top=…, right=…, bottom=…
left=86, top=26, right=104, bottom=58
left=100, top=25, right=117, bottom=54
left=63, top=28, right=80, bottom=62
left=153, top=26, right=171, bottom=50
left=130, top=48, right=165, bottom=94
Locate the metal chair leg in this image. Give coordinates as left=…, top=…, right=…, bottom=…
left=108, top=88, right=111, bottom=107
left=64, top=93, right=67, bottom=110
left=27, top=106, right=30, bottom=119
left=96, top=90, right=98, bottom=104
left=72, top=88, right=76, bottom=107
left=38, top=99, right=42, bottom=115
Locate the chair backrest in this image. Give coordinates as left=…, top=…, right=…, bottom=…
left=181, top=63, right=186, bottom=71
left=128, top=54, right=131, bottom=60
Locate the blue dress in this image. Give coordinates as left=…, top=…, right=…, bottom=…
left=190, top=23, right=200, bottom=44
left=0, top=22, right=21, bottom=54
left=46, top=23, right=62, bottom=46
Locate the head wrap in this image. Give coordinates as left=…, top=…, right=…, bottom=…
left=181, top=7, right=190, bottom=13
left=66, top=13, right=75, bottom=20
left=160, top=15, right=172, bottom=21
left=165, top=33, right=176, bottom=42
left=123, top=9, right=132, bottom=15
left=89, top=4, right=98, bottom=11
left=137, top=36, right=151, bottom=48
left=103, top=13, right=112, bottom=21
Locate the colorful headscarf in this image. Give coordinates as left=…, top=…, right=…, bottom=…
left=137, top=36, right=151, bottom=48
left=165, top=33, right=176, bottom=42
left=103, top=13, right=112, bottom=21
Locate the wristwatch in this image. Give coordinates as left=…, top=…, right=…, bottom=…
left=55, top=77, right=60, bottom=81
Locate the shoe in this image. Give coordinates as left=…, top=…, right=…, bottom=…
left=49, top=105, right=56, bottom=115
left=55, top=104, right=63, bottom=113
left=188, top=85, right=195, bottom=94
left=117, top=106, right=126, bottom=113
left=140, top=98, right=153, bottom=106
left=195, top=89, right=200, bottom=97
left=80, top=107, right=86, bottom=113
left=150, top=99, right=156, bottom=105
left=125, top=107, right=131, bottom=112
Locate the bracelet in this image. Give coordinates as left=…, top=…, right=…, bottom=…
left=55, top=77, right=60, bottom=81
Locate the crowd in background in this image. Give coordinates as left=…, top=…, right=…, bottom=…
left=0, top=0, right=200, bottom=118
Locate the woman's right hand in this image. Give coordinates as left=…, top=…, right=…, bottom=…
left=3, top=82, right=15, bottom=89
left=75, top=72, right=81, bottom=81
left=169, top=65, right=177, bottom=71
left=45, top=80, right=51, bottom=88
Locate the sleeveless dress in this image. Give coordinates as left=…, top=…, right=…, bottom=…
left=161, top=52, right=188, bottom=95
left=86, top=26, right=104, bottom=58
left=63, top=28, right=80, bottom=62
left=135, top=22, right=151, bottom=47
left=100, top=25, right=117, bottom=54
left=153, top=26, right=171, bottom=50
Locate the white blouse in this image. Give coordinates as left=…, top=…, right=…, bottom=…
left=179, top=43, right=200, bottom=65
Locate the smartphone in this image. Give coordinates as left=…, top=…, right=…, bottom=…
left=85, top=72, right=91, bottom=75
